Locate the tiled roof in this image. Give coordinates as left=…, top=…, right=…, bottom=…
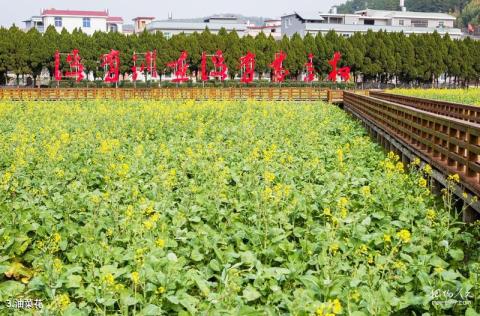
left=107, top=16, right=124, bottom=23
left=133, top=17, right=155, bottom=20
left=42, top=9, right=109, bottom=17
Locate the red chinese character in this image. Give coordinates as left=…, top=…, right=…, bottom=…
left=270, top=51, right=289, bottom=83
left=240, top=52, right=256, bottom=84
left=201, top=50, right=228, bottom=82
left=328, top=52, right=350, bottom=82
left=132, top=50, right=158, bottom=81
left=132, top=53, right=139, bottom=81
left=210, top=50, right=228, bottom=81
left=101, top=50, right=120, bottom=83
left=201, top=52, right=209, bottom=82
left=167, top=51, right=189, bottom=83
left=54, top=49, right=84, bottom=82
left=145, top=50, right=158, bottom=78
left=54, top=50, right=62, bottom=81
left=65, top=49, right=85, bottom=81
left=304, top=53, right=315, bottom=83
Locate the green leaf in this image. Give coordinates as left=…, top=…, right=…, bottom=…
left=191, top=274, right=210, bottom=297
left=448, top=249, right=464, bottom=261
left=191, top=249, right=204, bottom=262
left=178, top=292, right=198, bottom=314
left=0, top=281, right=25, bottom=300
left=466, top=307, right=480, bottom=316
left=243, top=285, right=261, bottom=302
left=63, top=306, right=84, bottom=316
left=66, top=275, right=82, bottom=288
left=350, top=312, right=368, bottom=316
left=208, top=259, right=221, bottom=272
left=441, top=270, right=461, bottom=282
left=120, top=294, right=137, bottom=306
left=141, top=304, right=162, bottom=315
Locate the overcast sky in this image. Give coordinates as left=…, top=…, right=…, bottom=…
left=2, top=0, right=345, bottom=27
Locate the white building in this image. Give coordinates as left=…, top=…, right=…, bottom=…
left=24, top=9, right=124, bottom=35
left=247, top=19, right=282, bottom=40
left=133, top=17, right=156, bottom=34
left=146, top=15, right=248, bottom=38
left=281, top=4, right=462, bottom=39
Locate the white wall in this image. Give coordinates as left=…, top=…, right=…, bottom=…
left=43, top=16, right=107, bottom=35
left=345, top=16, right=360, bottom=24
left=281, top=15, right=306, bottom=37
left=427, top=20, right=454, bottom=28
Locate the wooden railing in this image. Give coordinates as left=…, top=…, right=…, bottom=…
left=370, top=91, right=480, bottom=124
left=0, top=87, right=370, bottom=102
left=0, top=87, right=325, bottom=101
left=344, top=91, right=480, bottom=201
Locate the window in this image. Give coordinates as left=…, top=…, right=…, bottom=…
left=363, top=19, right=375, bottom=25
left=83, top=17, right=91, bottom=28
left=438, top=21, right=445, bottom=28
left=329, top=17, right=343, bottom=24
left=271, top=29, right=276, bottom=33
left=411, top=19, right=428, bottom=28
left=399, top=19, right=404, bottom=26
left=54, top=17, right=62, bottom=27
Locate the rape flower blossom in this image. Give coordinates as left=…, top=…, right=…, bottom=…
left=397, top=229, right=411, bottom=243
left=131, top=272, right=140, bottom=285
left=418, top=178, right=427, bottom=188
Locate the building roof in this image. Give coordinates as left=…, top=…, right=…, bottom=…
left=133, top=17, right=155, bottom=20
left=293, top=11, right=325, bottom=21
left=146, top=20, right=247, bottom=32
left=23, top=16, right=43, bottom=22
left=207, top=14, right=238, bottom=20
left=107, top=16, right=124, bottom=23
left=41, top=9, right=109, bottom=17
left=248, top=25, right=278, bottom=30
left=305, top=22, right=462, bottom=35
left=355, top=9, right=456, bottom=20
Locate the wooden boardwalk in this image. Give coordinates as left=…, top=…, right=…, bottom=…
left=344, top=91, right=480, bottom=221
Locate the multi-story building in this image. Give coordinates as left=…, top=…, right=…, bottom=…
left=24, top=9, right=124, bottom=35
left=133, top=17, right=156, bottom=34
left=281, top=3, right=462, bottom=39
left=247, top=19, right=282, bottom=40
left=146, top=15, right=248, bottom=38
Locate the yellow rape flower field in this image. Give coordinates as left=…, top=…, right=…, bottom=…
left=393, top=88, right=480, bottom=106
left=0, top=100, right=479, bottom=315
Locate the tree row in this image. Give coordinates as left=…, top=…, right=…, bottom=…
left=0, top=25, right=479, bottom=87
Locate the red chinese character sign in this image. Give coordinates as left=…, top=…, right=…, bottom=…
left=201, top=52, right=209, bottom=82
left=167, top=51, right=189, bottom=83
left=304, top=53, right=315, bottom=83
left=132, top=50, right=158, bottom=81
left=270, top=51, right=289, bottom=83
left=101, top=50, right=120, bottom=83
left=328, top=52, right=350, bottom=82
left=54, top=49, right=85, bottom=82
left=201, top=50, right=228, bottom=82
left=210, top=50, right=228, bottom=81
left=240, top=52, right=256, bottom=84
